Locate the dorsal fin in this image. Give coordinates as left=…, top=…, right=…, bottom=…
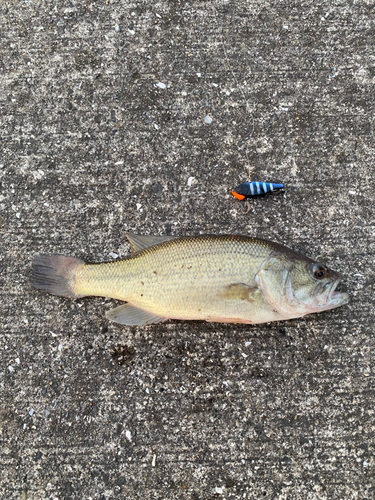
left=125, top=232, right=176, bottom=253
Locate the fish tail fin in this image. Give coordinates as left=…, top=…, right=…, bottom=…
left=31, top=254, right=86, bottom=298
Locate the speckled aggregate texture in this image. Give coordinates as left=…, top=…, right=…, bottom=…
left=1, top=0, right=374, bottom=499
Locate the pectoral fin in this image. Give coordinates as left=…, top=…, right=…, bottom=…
left=106, top=303, right=168, bottom=326
left=126, top=233, right=176, bottom=253
left=218, top=283, right=259, bottom=302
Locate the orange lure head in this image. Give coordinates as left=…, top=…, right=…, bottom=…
left=231, top=190, right=245, bottom=201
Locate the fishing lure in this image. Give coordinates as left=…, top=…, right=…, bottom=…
left=232, top=181, right=284, bottom=200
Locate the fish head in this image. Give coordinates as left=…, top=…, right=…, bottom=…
left=259, top=251, right=350, bottom=319
left=287, top=259, right=350, bottom=313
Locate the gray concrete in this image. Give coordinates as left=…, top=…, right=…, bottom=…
left=1, top=0, right=374, bottom=498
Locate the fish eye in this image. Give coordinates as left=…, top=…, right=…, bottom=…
left=313, top=265, right=326, bottom=280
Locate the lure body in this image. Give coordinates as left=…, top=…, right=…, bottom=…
left=232, top=181, right=284, bottom=200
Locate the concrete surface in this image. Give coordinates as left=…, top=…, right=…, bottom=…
left=1, top=0, right=374, bottom=499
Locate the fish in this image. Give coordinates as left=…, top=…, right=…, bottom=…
left=31, top=233, right=349, bottom=327
left=232, top=181, right=284, bottom=200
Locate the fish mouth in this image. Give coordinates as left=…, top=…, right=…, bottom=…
left=321, top=276, right=350, bottom=310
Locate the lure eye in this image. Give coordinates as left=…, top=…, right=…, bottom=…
left=313, top=265, right=326, bottom=280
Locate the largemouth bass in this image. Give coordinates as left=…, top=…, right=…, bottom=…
left=31, top=233, right=349, bottom=326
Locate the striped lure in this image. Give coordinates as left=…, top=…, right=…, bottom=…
left=232, top=181, right=284, bottom=200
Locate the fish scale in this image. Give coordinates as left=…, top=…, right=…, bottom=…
left=75, top=236, right=270, bottom=319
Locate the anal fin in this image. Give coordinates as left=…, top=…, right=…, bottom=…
left=106, top=303, right=168, bottom=326
left=218, top=283, right=259, bottom=302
